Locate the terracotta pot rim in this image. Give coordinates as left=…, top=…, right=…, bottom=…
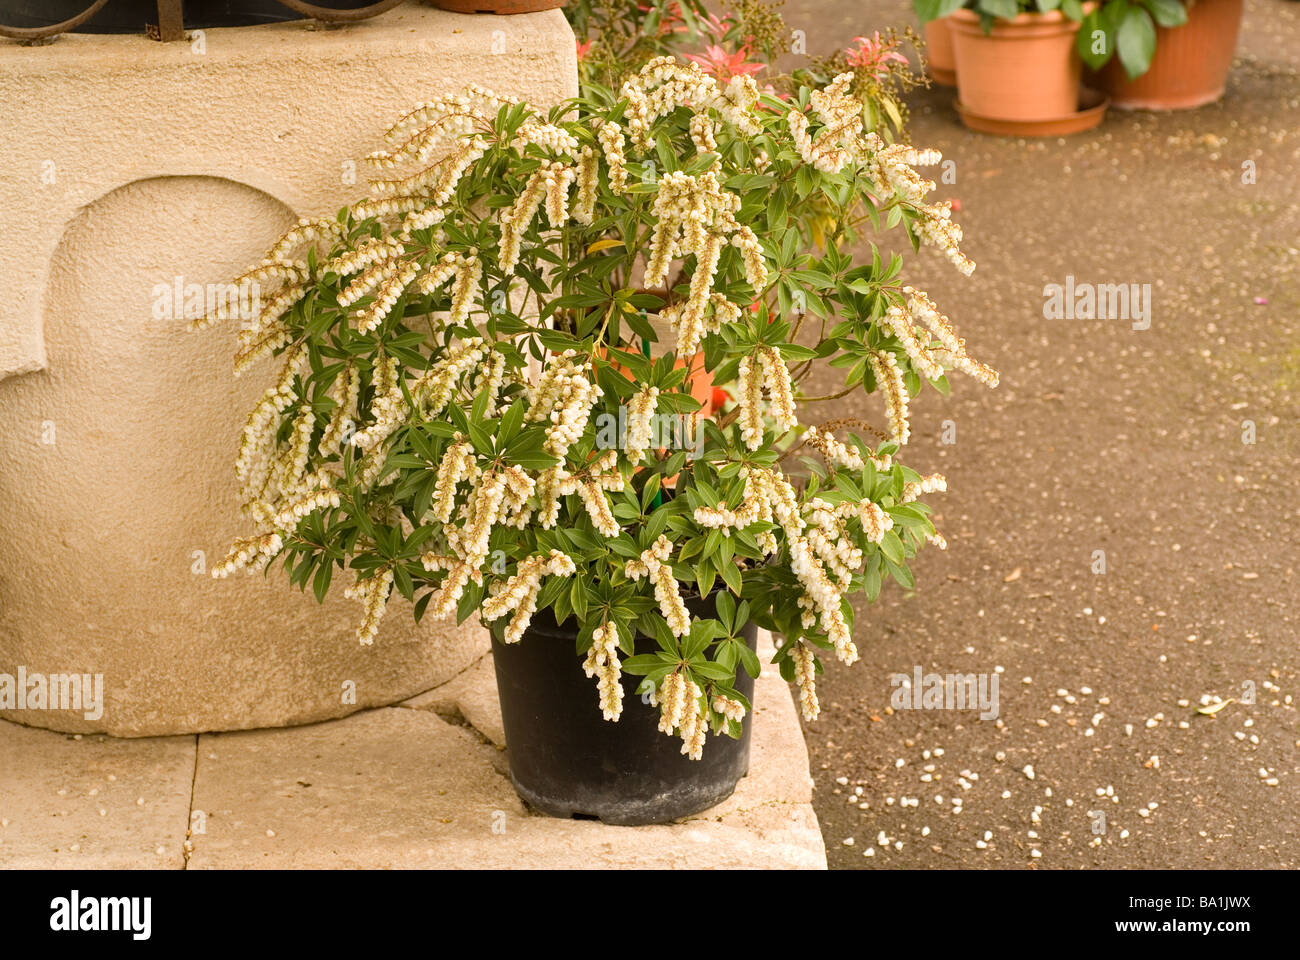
left=949, top=3, right=1096, bottom=30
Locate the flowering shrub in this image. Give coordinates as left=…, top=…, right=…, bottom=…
left=197, top=56, right=997, bottom=760
left=572, top=1, right=924, bottom=140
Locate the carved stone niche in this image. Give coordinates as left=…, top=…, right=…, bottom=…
left=0, top=4, right=577, bottom=735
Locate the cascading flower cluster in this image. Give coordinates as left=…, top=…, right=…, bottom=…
left=197, top=54, right=996, bottom=760
left=788, top=72, right=975, bottom=276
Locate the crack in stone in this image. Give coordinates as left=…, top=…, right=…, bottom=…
left=182, top=733, right=199, bottom=870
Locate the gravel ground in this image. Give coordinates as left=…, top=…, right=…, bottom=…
left=773, top=0, right=1300, bottom=868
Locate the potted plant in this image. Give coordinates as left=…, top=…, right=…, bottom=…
left=947, top=0, right=1098, bottom=130
left=1078, top=0, right=1244, bottom=110
left=913, top=0, right=966, bottom=85
left=196, top=56, right=997, bottom=824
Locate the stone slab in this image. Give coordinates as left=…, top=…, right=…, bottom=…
left=189, top=633, right=826, bottom=868
left=0, top=629, right=825, bottom=869
left=0, top=719, right=195, bottom=869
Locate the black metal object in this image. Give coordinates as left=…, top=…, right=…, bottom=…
left=491, top=592, right=759, bottom=826
left=0, top=0, right=404, bottom=42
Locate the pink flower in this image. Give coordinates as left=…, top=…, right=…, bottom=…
left=576, top=39, right=592, bottom=60
left=845, top=32, right=907, bottom=80
left=638, top=2, right=689, bottom=37
left=702, top=12, right=731, bottom=42
left=683, top=44, right=765, bottom=81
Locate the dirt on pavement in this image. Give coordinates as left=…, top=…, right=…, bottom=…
left=774, top=0, right=1300, bottom=868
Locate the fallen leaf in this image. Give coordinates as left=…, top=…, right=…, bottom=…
left=1195, top=699, right=1235, bottom=716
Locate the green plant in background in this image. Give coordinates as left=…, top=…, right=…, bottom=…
left=914, top=0, right=1087, bottom=32
left=566, top=0, right=713, bottom=89
left=1076, top=0, right=1187, bottom=78
left=571, top=0, right=924, bottom=142
left=196, top=56, right=996, bottom=760
left=569, top=1, right=928, bottom=253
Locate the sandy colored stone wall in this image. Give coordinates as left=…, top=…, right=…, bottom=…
left=0, top=5, right=577, bottom=736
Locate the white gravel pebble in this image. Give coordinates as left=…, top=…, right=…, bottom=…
left=1023, top=765, right=1036, bottom=780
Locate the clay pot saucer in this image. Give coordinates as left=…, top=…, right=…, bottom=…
left=955, top=87, right=1109, bottom=137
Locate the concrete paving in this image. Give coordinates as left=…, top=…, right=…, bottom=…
left=0, top=633, right=825, bottom=869
left=778, top=0, right=1300, bottom=868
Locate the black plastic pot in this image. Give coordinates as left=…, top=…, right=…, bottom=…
left=0, top=0, right=373, bottom=32
left=491, top=592, right=759, bottom=825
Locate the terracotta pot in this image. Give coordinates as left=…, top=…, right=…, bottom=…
left=925, top=16, right=958, bottom=86
left=1093, top=0, right=1243, bottom=110
left=427, top=0, right=565, bottom=13
left=949, top=7, right=1092, bottom=122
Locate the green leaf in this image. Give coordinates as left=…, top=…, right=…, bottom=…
left=1141, top=0, right=1186, bottom=28
left=1117, top=5, right=1157, bottom=78
left=979, top=0, right=1019, bottom=20
left=880, top=530, right=905, bottom=566
left=311, top=559, right=333, bottom=603
left=719, top=559, right=742, bottom=595
left=623, top=653, right=674, bottom=675
left=736, top=641, right=762, bottom=679
left=715, top=589, right=736, bottom=631
left=689, top=661, right=735, bottom=682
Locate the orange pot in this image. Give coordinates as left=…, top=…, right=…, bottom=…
left=1093, top=0, right=1243, bottom=110
left=925, top=17, right=958, bottom=86
left=602, top=308, right=715, bottom=418
left=949, top=7, right=1092, bottom=123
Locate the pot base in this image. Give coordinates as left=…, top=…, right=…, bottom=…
left=1098, top=84, right=1226, bottom=112
left=508, top=763, right=748, bottom=826
left=929, top=66, right=957, bottom=87
left=956, top=87, right=1108, bottom=137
